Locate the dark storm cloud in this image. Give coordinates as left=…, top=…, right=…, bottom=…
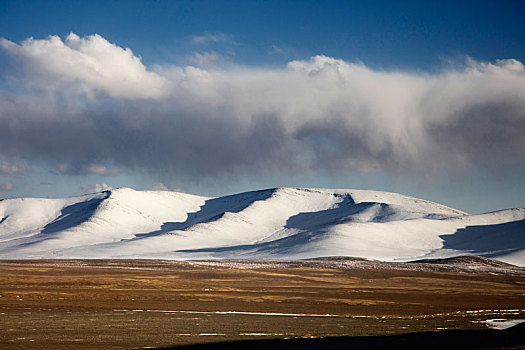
left=427, top=102, right=525, bottom=174
left=0, top=96, right=293, bottom=182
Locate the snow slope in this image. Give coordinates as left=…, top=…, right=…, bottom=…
left=0, top=187, right=524, bottom=265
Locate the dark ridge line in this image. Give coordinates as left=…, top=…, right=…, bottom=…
left=159, top=322, right=525, bottom=350
left=411, top=255, right=518, bottom=267
left=0, top=256, right=523, bottom=276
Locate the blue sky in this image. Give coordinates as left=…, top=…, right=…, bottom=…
left=2, top=0, right=524, bottom=68
left=0, top=0, right=524, bottom=213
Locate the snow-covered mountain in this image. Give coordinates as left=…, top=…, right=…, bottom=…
left=0, top=187, right=524, bottom=265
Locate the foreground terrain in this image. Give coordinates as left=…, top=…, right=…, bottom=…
left=0, top=258, right=524, bottom=349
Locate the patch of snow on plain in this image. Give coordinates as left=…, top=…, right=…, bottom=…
left=476, top=319, right=525, bottom=330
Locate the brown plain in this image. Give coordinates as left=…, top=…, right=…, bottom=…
left=0, top=259, right=524, bottom=349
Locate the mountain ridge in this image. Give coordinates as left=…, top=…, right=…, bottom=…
left=0, top=187, right=523, bottom=265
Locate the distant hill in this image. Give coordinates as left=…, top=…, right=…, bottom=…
left=1, top=187, right=524, bottom=265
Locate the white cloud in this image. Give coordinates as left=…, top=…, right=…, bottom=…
left=269, top=45, right=285, bottom=55
left=1, top=33, right=168, bottom=99
left=191, top=32, right=236, bottom=46
left=188, top=51, right=222, bottom=66
left=0, top=159, right=31, bottom=175
left=1, top=33, right=524, bottom=185
left=56, top=163, right=120, bottom=176
left=86, top=164, right=120, bottom=176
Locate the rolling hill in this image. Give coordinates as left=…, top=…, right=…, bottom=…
left=1, top=187, right=524, bottom=265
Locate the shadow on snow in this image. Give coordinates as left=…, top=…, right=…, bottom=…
left=175, top=194, right=392, bottom=255
left=131, top=189, right=277, bottom=240
left=439, top=218, right=525, bottom=257
left=42, top=191, right=110, bottom=235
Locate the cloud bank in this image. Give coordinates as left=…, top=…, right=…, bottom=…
left=1, top=33, right=524, bottom=189
left=1, top=33, right=167, bottom=99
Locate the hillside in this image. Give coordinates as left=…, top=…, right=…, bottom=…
left=0, top=187, right=524, bottom=265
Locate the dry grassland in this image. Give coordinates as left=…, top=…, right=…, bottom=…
left=0, top=259, right=524, bottom=349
